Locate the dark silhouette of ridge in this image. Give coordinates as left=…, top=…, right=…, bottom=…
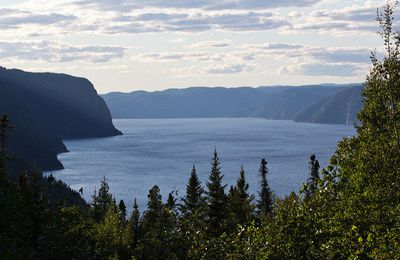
left=0, top=67, right=121, bottom=173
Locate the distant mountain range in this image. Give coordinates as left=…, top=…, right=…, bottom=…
left=0, top=67, right=121, bottom=173
left=102, top=83, right=364, bottom=124
left=294, top=84, right=364, bottom=124
left=0, top=66, right=364, bottom=172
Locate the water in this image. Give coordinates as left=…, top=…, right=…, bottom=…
left=47, top=118, right=356, bottom=211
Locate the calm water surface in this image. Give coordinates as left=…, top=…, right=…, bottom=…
left=47, top=118, right=356, bottom=210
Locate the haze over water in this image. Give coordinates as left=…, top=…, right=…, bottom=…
left=48, top=118, right=356, bottom=210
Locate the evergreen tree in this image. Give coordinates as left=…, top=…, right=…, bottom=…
left=119, top=199, right=127, bottom=221
left=129, top=198, right=141, bottom=253
left=0, top=115, right=13, bottom=160
left=227, top=166, right=255, bottom=229
left=0, top=115, right=12, bottom=179
left=257, top=158, right=273, bottom=218
left=166, top=192, right=176, bottom=211
left=138, top=185, right=168, bottom=258
left=19, top=171, right=51, bottom=258
left=180, top=165, right=204, bottom=215
left=206, top=149, right=227, bottom=237
left=304, top=154, right=320, bottom=199
left=91, top=176, right=113, bottom=222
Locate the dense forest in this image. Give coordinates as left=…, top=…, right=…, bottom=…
left=102, top=83, right=362, bottom=125
left=1, top=2, right=400, bottom=259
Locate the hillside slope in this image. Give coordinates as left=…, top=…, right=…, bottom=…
left=102, top=84, right=362, bottom=123
left=294, top=85, right=364, bottom=124
left=0, top=67, right=121, bottom=172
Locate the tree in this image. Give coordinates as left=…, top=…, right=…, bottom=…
left=320, top=1, right=400, bottom=257
left=92, top=204, right=129, bottom=259
left=91, top=176, right=113, bottom=222
left=205, top=149, right=227, bottom=237
left=227, top=166, right=255, bottom=229
left=180, top=165, right=204, bottom=216
left=304, top=154, right=320, bottom=199
left=257, top=159, right=273, bottom=218
left=0, top=115, right=12, bottom=179
left=118, top=199, right=127, bottom=221
left=166, top=191, right=177, bottom=211
left=138, top=185, right=179, bottom=259
left=0, top=115, right=13, bottom=159
left=129, top=198, right=141, bottom=253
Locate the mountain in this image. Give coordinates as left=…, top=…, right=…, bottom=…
left=0, top=67, right=121, bottom=172
left=294, top=84, right=364, bottom=124
left=102, top=83, right=363, bottom=123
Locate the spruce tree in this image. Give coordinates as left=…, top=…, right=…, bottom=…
left=257, top=158, right=273, bottom=218
left=206, top=149, right=227, bottom=237
left=304, top=154, right=320, bottom=199
left=118, top=199, right=127, bottom=221
left=0, top=115, right=13, bottom=159
left=91, top=176, right=113, bottom=221
left=129, top=198, right=141, bottom=252
left=138, top=185, right=165, bottom=258
left=139, top=185, right=180, bottom=259
left=227, top=166, right=255, bottom=229
left=180, top=165, right=204, bottom=215
left=0, top=115, right=12, bottom=178
left=166, top=192, right=176, bottom=210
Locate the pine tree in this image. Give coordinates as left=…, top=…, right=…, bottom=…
left=257, top=158, right=273, bottom=218
left=227, top=166, right=255, bottom=229
left=206, top=149, right=227, bottom=237
left=180, top=165, right=204, bottom=215
left=304, top=154, right=320, bottom=199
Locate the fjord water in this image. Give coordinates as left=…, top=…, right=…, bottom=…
left=49, top=119, right=356, bottom=210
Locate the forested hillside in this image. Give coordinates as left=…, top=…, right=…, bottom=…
left=295, top=84, right=364, bottom=124
left=0, top=68, right=121, bottom=172
left=1, top=2, right=400, bottom=259
left=102, top=84, right=363, bottom=124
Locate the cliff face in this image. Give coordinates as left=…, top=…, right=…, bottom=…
left=0, top=67, right=121, bottom=172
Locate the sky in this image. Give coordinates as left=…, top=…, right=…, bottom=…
left=0, top=0, right=390, bottom=93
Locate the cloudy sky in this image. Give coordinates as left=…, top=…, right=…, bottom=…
left=0, top=0, right=389, bottom=93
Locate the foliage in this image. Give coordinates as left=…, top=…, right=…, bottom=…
left=2, top=3, right=400, bottom=258
left=205, top=149, right=227, bottom=237
left=257, top=158, right=274, bottom=218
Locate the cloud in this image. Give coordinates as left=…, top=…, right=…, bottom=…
left=136, top=52, right=224, bottom=62
left=279, top=63, right=365, bottom=77
left=0, top=8, right=75, bottom=29
left=247, top=43, right=374, bottom=64
left=8, top=1, right=382, bottom=36
left=206, top=63, right=253, bottom=74
left=170, top=63, right=253, bottom=77
left=187, top=40, right=232, bottom=49
left=107, top=11, right=289, bottom=33
left=0, top=41, right=126, bottom=63
left=291, top=4, right=385, bottom=34
left=72, top=0, right=322, bottom=11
